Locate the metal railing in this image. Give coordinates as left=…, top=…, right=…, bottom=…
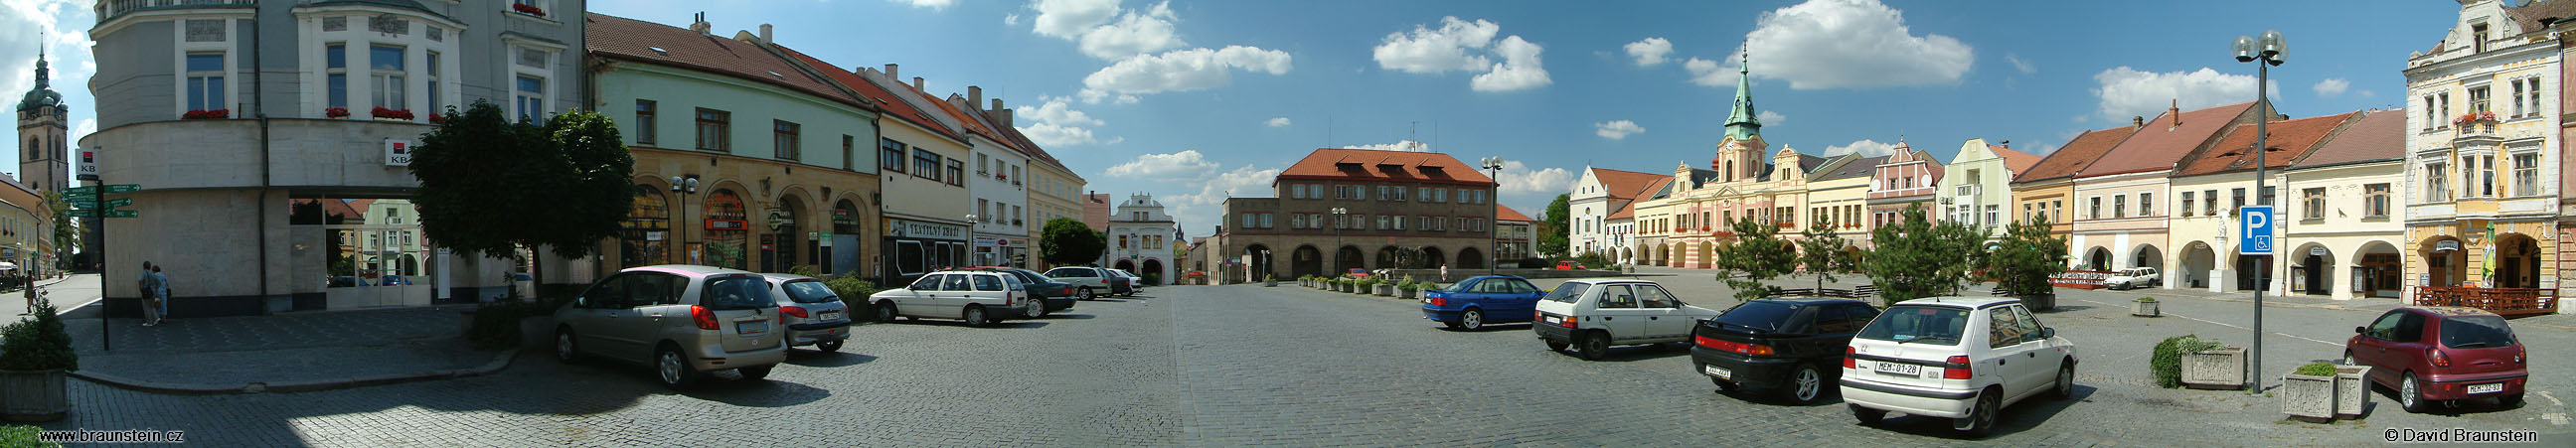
left=2413, top=286, right=2558, bottom=317
left=97, top=0, right=257, bottom=24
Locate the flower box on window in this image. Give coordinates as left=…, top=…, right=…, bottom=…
left=372, top=107, right=414, bottom=120
left=428, top=113, right=449, bottom=124
left=325, top=107, right=351, bottom=118
left=181, top=109, right=230, bottom=120
left=511, top=3, right=546, bottom=17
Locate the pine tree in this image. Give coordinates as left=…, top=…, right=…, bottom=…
left=1798, top=214, right=1853, bottom=292
left=1715, top=216, right=1797, bottom=301
left=1861, top=205, right=1987, bottom=303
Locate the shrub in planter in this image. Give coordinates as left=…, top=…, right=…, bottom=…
left=2132, top=297, right=2160, bottom=317
left=2151, top=335, right=2223, bottom=388
left=0, top=301, right=75, bottom=422
left=2181, top=346, right=2247, bottom=389
left=2282, top=362, right=2339, bottom=422
left=0, top=425, right=49, bottom=447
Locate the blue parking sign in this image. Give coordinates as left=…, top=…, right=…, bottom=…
left=2240, top=206, right=2275, bottom=255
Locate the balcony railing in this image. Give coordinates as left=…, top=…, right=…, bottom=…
left=2414, top=286, right=2558, bottom=318
left=98, top=0, right=257, bottom=24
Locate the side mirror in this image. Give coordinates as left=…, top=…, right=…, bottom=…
left=2041, top=327, right=2056, bottom=339
left=2354, top=326, right=2366, bottom=335
left=572, top=296, right=586, bottom=308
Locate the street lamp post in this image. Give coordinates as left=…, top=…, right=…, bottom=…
left=965, top=215, right=980, bottom=267
left=670, top=175, right=699, bottom=265
left=1332, top=207, right=1349, bottom=274
left=1480, top=156, right=1506, bottom=274
left=2232, top=30, right=2285, bottom=392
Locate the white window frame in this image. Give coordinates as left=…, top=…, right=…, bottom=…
left=504, top=38, right=567, bottom=120
left=170, top=16, right=242, bottom=117
left=294, top=9, right=459, bottom=120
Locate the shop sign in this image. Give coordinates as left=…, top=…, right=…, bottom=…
left=385, top=139, right=415, bottom=167
left=886, top=220, right=965, bottom=239
left=707, top=220, right=747, bottom=230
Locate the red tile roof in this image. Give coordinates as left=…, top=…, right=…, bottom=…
left=2174, top=111, right=2356, bottom=178
left=585, top=14, right=864, bottom=110
left=919, top=90, right=1007, bottom=145
left=1495, top=205, right=1534, bottom=223
left=770, top=45, right=962, bottom=142
left=1606, top=178, right=1669, bottom=221
left=2294, top=109, right=2406, bottom=169
left=1993, top=145, right=2042, bottom=175
left=1277, top=149, right=1495, bottom=187
left=1587, top=168, right=1667, bottom=200
left=2081, top=101, right=2260, bottom=177
left=2507, top=0, right=2576, bottom=37
left=2012, top=126, right=2139, bottom=183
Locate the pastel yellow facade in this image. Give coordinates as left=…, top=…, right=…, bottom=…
left=2402, top=0, right=2561, bottom=297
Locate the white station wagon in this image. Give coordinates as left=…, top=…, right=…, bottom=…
left=1840, top=296, right=2078, bottom=437
left=867, top=270, right=1040, bottom=327
left=1531, top=279, right=1720, bottom=361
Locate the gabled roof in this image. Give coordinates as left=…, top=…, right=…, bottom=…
left=1587, top=168, right=1667, bottom=200
left=1992, top=145, right=2042, bottom=175
left=1816, top=155, right=1887, bottom=181
left=585, top=14, right=865, bottom=110
left=1754, top=154, right=1828, bottom=182
left=2295, top=110, right=2407, bottom=169
left=2508, top=0, right=2576, bottom=37
left=2014, top=125, right=2140, bottom=183
left=1277, top=149, right=1494, bottom=186
left=1607, top=177, right=1672, bottom=220
left=922, top=91, right=1006, bottom=146
left=2175, top=111, right=2356, bottom=178
left=1495, top=205, right=1534, bottom=223
left=770, top=45, right=962, bottom=142
left=2081, top=101, right=2260, bottom=177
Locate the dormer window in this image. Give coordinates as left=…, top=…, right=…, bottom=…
left=2473, top=23, right=2490, bottom=54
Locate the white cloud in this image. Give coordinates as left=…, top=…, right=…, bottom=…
left=1341, top=140, right=1431, bottom=152
left=2313, top=77, right=2349, bottom=97
left=1593, top=120, right=1645, bottom=140
left=1081, top=46, right=1292, bottom=95
left=1021, top=95, right=1104, bottom=126
left=1004, top=14, right=1021, bottom=26
left=1017, top=95, right=1109, bottom=146
left=1074, top=1, right=1184, bottom=60
left=1020, top=122, right=1099, bottom=147
left=1031, top=0, right=1120, bottom=39
left=2005, top=54, right=2035, bottom=75
left=892, top=0, right=956, bottom=11
left=73, top=118, right=91, bottom=139
left=1105, top=150, right=1220, bottom=181
left=1113, top=94, right=1140, bottom=104
left=1736, top=0, right=1973, bottom=89
left=1824, top=139, right=1902, bottom=158
left=1167, top=164, right=1282, bottom=232
left=1684, top=58, right=1732, bottom=86
left=2090, top=67, right=2275, bottom=121
left=1264, top=116, right=1291, bottom=127
left=1495, top=160, right=1575, bottom=214
left=1623, top=37, right=1673, bottom=67
left=1758, top=111, right=1786, bottom=126
left=1372, top=17, right=1550, bottom=91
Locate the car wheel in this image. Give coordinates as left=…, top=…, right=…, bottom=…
left=1078, top=287, right=1096, bottom=300
left=1786, top=364, right=1825, bottom=404
left=1850, top=404, right=1885, bottom=426
left=2053, top=363, right=2076, bottom=400
left=2342, top=351, right=2356, bottom=365
left=655, top=346, right=699, bottom=389
left=1577, top=332, right=1610, bottom=361
left=1028, top=303, right=1049, bottom=319
left=738, top=365, right=773, bottom=381
left=2401, top=373, right=2430, bottom=413
left=1957, top=388, right=2000, bottom=437
left=553, top=328, right=580, bottom=364
left=875, top=301, right=898, bottom=324
left=963, top=305, right=989, bottom=328
left=815, top=340, right=844, bottom=353
left=1543, top=339, right=1569, bottom=352
left=1460, top=309, right=1485, bottom=331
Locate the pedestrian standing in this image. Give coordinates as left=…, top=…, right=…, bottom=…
left=138, top=261, right=161, bottom=327
left=1439, top=264, right=1450, bottom=282
left=151, top=265, right=171, bottom=326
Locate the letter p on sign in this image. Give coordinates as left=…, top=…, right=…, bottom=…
left=2240, top=206, right=2274, bottom=255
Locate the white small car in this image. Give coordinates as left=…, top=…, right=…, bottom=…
left=2102, top=267, right=2159, bottom=290
left=1840, top=296, right=2078, bottom=437
left=1044, top=266, right=1118, bottom=299
left=1531, top=279, right=1720, bottom=361
left=866, top=270, right=1039, bottom=327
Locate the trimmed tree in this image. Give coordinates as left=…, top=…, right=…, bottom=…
left=1536, top=194, right=1571, bottom=258
left=1987, top=212, right=2070, bottom=298
left=1798, top=214, right=1853, bottom=292
left=1861, top=205, right=1987, bottom=303
left=1714, top=216, right=1797, bottom=301
left=1039, top=218, right=1105, bottom=266
left=409, top=101, right=633, bottom=295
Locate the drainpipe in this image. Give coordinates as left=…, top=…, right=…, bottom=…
left=253, top=5, right=274, bottom=314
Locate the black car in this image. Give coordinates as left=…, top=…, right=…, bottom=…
left=971, top=267, right=1076, bottom=317
left=1692, top=297, right=1881, bottom=404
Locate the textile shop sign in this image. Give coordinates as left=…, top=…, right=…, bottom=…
left=2048, top=270, right=2111, bottom=289
left=886, top=220, right=965, bottom=239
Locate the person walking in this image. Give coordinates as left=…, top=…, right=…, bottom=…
left=138, top=261, right=161, bottom=327
left=151, top=264, right=171, bottom=326
left=20, top=272, right=35, bottom=316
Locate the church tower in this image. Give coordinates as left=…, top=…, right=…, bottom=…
left=16, top=47, right=70, bottom=194
left=1709, top=52, right=1767, bottom=183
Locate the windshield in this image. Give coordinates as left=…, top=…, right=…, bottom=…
left=701, top=275, right=776, bottom=310
left=1016, top=270, right=1055, bottom=283
left=1855, top=305, right=1968, bottom=346
left=1541, top=283, right=1590, bottom=303
left=2439, top=315, right=2518, bottom=349
left=1710, top=301, right=1799, bottom=333
left=780, top=280, right=839, bottom=304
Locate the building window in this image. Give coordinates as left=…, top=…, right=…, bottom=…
left=2112, top=195, right=2126, bottom=219
left=326, top=44, right=348, bottom=110
left=2470, top=86, right=2490, bottom=114
left=2260, top=186, right=2276, bottom=207
left=1376, top=216, right=1389, bottom=230
left=1259, top=214, right=1273, bottom=228
left=634, top=100, right=656, bottom=145
left=1393, top=216, right=1405, bottom=230
left=2524, top=78, right=2544, bottom=118
left=881, top=138, right=906, bottom=173
left=2513, top=153, right=2538, bottom=197
left=2302, top=188, right=2326, bottom=220
left=2089, top=197, right=2102, bottom=220
left=370, top=45, right=406, bottom=111
left=913, top=149, right=941, bottom=181
left=2365, top=184, right=2391, bottom=218
left=843, top=135, right=856, bottom=171
left=185, top=53, right=225, bottom=111
left=2471, top=154, right=2496, bottom=198
left=2423, top=95, right=2437, bottom=129
left=773, top=120, right=800, bottom=160
left=694, top=108, right=730, bottom=151
left=2512, top=78, right=2527, bottom=117
left=2230, top=188, right=2247, bottom=212
left=1243, top=214, right=1256, bottom=228
left=515, top=75, right=547, bottom=121
left=2426, top=162, right=2451, bottom=202
left=2473, top=23, right=2490, bottom=53
left=2181, top=191, right=2196, bottom=217
left=946, top=159, right=964, bottom=187
left=2139, top=192, right=2153, bottom=217
left=425, top=51, right=441, bottom=111
left=1984, top=205, right=1998, bottom=225
left=1393, top=186, right=1407, bottom=202
left=976, top=153, right=990, bottom=175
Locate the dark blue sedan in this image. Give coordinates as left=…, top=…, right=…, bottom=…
left=1420, top=276, right=1546, bottom=330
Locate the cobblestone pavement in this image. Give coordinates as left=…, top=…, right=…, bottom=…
left=35, top=278, right=2576, bottom=446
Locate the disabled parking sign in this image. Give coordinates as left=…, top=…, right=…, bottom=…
left=2240, top=206, right=2274, bottom=255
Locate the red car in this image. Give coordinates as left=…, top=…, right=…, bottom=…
left=2344, top=306, right=2527, bottom=412
left=1346, top=268, right=1370, bottom=278
left=1554, top=261, right=1587, bottom=270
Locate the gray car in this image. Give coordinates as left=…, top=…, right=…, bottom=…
left=764, top=274, right=854, bottom=353
left=553, top=265, right=788, bottom=389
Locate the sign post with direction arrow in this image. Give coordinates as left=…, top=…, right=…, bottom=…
left=74, top=183, right=142, bottom=351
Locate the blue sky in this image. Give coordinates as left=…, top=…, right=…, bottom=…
left=2, top=0, right=2464, bottom=235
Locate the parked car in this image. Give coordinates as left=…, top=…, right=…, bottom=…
left=1531, top=279, right=1720, bottom=361
left=762, top=274, right=853, bottom=353
left=866, top=270, right=1039, bottom=327
left=1840, top=296, right=2077, bottom=437
left=380, top=275, right=413, bottom=286
left=1110, top=268, right=1147, bottom=290
left=1043, top=266, right=1118, bottom=300
left=2102, top=267, right=2160, bottom=290
left=972, top=266, right=1076, bottom=317
left=1695, top=297, right=1883, bottom=404
left=1420, top=275, right=1545, bottom=330
left=1346, top=268, right=1371, bottom=278
left=1105, top=270, right=1136, bottom=297
left=1555, top=260, right=1588, bottom=270
left=552, top=265, right=787, bottom=389
left=2344, top=306, right=2526, bottom=412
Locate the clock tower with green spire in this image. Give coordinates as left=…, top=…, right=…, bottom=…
left=17, top=43, right=70, bottom=195
left=1710, top=52, right=1767, bottom=183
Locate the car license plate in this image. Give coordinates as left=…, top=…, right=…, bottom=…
left=737, top=322, right=768, bottom=334
left=818, top=312, right=841, bottom=321
left=1703, top=365, right=1731, bottom=379
left=1874, top=362, right=1921, bottom=376
left=1543, top=316, right=1561, bottom=324
left=2468, top=382, right=2504, bottom=394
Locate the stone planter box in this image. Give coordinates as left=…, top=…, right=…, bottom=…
left=2334, top=365, right=2371, bottom=419
left=2021, top=294, right=2055, bottom=312
left=0, top=369, right=67, bottom=422
left=1264, top=278, right=1276, bottom=287
left=1400, top=288, right=1418, bottom=300
left=1373, top=284, right=1395, bottom=296
left=2281, top=372, right=2337, bottom=422
left=2181, top=347, right=2246, bottom=389
left=2133, top=299, right=2160, bottom=317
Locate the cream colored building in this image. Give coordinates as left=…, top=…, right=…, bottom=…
left=2403, top=0, right=2561, bottom=297
left=2281, top=111, right=2408, bottom=300
left=2165, top=111, right=2356, bottom=294
left=1935, top=138, right=2040, bottom=239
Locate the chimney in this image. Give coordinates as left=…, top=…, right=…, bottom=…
left=1999, top=140, right=2010, bottom=148
left=2168, top=99, right=2181, bottom=128
left=883, top=64, right=897, bottom=78
left=689, top=12, right=711, bottom=35
left=912, top=76, right=925, bottom=90
left=2132, top=116, right=2145, bottom=128
left=992, top=98, right=1012, bottom=126
left=758, top=24, right=772, bottom=44
left=968, top=85, right=983, bottom=109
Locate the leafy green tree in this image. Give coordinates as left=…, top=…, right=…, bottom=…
left=1861, top=205, right=1986, bottom=303
left=1987, top=213, right=2070, bottom=297
left=1715, top=216, right=1797, bottom=301
left=1536, top=194, right=1571, bottom=258
left=1798, top=214, right=1853, bottom=291
left=409, top=101, right=633, bottom=292
left=1039, top=219, right=1105, bottom=266
left=45, top=191, right=77, bottom=271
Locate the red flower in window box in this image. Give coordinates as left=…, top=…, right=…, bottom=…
left=428, top=113, right=449, bottom=124
left=325, top=107, right=351, bottom=118
left=372, top=107, right=414, bottom=120
left=180, top=108, right=230, bottom=119
left=511, top=3, right=546, bottom=16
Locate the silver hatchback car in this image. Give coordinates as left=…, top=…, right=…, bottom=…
left=553, top=265, right=788, bottom=389
left=763, top=274, right=854, bottom=353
